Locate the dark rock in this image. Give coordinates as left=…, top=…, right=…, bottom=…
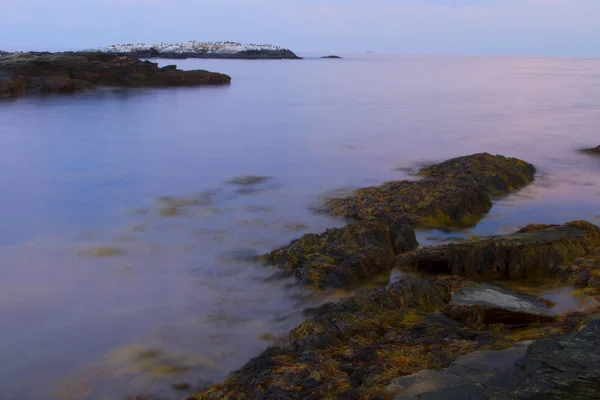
left=321, top=55, right=342, bottom=59
left=263, top=220, right=416, bottom=288
left=396, top=221, right=600, bottom=279
left=499, top=316, right=600, bottom=399
left=389, top=341, right=532, bottom=399
left=580, top=145, right=600, bottom=155
left=0, top=52, right=231, bottom=99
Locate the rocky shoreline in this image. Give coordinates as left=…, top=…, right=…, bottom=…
left=180, top=152, right=600, bottom=400
left=0, top=52, right=231, bottom=99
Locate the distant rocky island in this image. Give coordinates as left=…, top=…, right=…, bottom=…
left=91, top=41, right=301, bottom=60
left=0, top=52, right=230, bottom=99
left=321, top=55, right=342, bottom=59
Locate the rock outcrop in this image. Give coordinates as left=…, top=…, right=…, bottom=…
left=396, top=221, right=600, bottom=279
left=0, top=52, right=231, bottom=99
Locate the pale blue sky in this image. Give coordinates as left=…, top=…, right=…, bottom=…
left=1, top=0, right=599, bottom=56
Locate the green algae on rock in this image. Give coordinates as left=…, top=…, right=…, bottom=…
left=396, top=221, right=600, bottom=280
left=263, top=219, right=417, bottom=288
left=324, top=153, right=534, bottom=229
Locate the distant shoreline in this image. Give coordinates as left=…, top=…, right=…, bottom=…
left=91, top=41, right=302, bottom=60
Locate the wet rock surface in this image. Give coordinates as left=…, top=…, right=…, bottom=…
left=498, top=316, right=600, bottom=400
left=389, top=341, right=533, bottom=400
left=396, top=221, right=600, bottom=279
left=0, top=52, right=231, bottom=98
left=447, top=283, right=557, bottom=327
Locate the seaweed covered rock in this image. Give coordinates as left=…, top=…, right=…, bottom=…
left=263, top=220, right=417, bottom=288
left=580, top=145, right=600, bottom=155
left=189, top=278, right=571, bottom=400
left=325, top=179, right=491, bottom=228
left=553, top=247, right=600, bottom=299
left=396, top=221, right=600, bottom=280
left=189, top=278, right=478, bottom=400
left=0, top=52, right=231, bottom=98
left=324, top=154, right=534, bottom=229
left=419, top=153, right=536, bottom=196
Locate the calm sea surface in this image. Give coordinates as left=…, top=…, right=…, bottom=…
left=1, top=53, right=599, bottom=399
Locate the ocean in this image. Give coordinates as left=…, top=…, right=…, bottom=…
left=0, top=53, right=599, bottom=399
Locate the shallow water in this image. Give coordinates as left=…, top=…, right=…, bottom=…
left=1, top=53, right=600, bottom=399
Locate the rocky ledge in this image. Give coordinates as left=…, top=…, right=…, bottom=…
left=0, top=52, right=231, bottom=98
left=261, top=153, right=535, bottom=289
left=94, top=41, right=301, bottom=60
left=581, top=145, right=600, bottom=155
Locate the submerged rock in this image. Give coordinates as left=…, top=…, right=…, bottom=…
left=396, top=221, right=600, bottom=280
left=263, top=220, right=417, bottom=288
left=324, top=153, right=534, bottom=229
left=0, top=52, right=231, bottom=98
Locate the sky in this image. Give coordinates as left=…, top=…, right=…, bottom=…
left=1, top=0, right=599, bottom=56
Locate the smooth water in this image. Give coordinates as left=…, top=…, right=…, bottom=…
left=1, top=53, right=600, bottom=399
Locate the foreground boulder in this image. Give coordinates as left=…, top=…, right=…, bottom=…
left=263, top=220, right=417, bottom=288
left=396, top=221, right=600, bottom=279
left=189, top=278, right=569, bottom=400
left=389, top=341, right=532, bottom=399
left=389, top=315, right=600, bottom=400
left=499, top=315, right=600, bottom=399
left=324, top=153, right=535, bottom=228
left=0, top=52, right=231, bottom=98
